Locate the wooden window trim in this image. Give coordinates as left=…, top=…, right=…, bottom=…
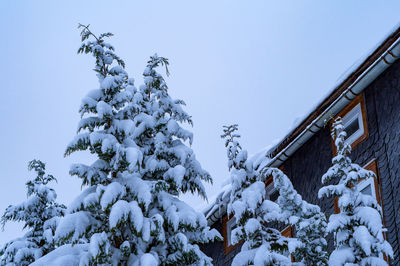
left=364, top=159, right=389, bottom=263
left=223, top=214, right=239, bottom=254
left=333, top=197, right=340, bottom=214
left=264, top=166, right=284, bottom=198
left=281, top=226, right=295, bottom=262
left=333, top=159, right=388, bottom=262
left=331, top=93, right=368, bottom=155
left=363, top=160, right=383, bottom=207
left=265, top=175, right=273, bottom=187
left=333, top=159, right=382, bottom=214
left=281, top=226, right=293, bottom=238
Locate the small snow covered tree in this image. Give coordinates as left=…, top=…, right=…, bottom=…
left=263, top=167, right=328, bottom=265
left=222, top=125, right=292, bottom=266
left=0, top=160, right=66, bottom=265
left=48, top=25, right=219, bottom=265
left=318, top=118, right=393, bottom=265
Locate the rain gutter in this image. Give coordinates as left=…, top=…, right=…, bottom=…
left=206, top=28, right=400, bottom=224
left=268, top=36, right=400, bottom=168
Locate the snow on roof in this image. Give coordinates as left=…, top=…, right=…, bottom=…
left=204, top=22, right=400, bottom=222
left=268, top=21, right=400, bottom=160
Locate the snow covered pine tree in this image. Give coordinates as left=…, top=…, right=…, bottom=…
left=318, top=117, right=393, bottom=265
left=262, top=167, right=328, bottom=265
left=222, top=125, right=294, bottom=266
left=0, top=160, right=66, bottom=265
left=34, top=25, right=219, bottom=265
left=137, top=54, right=221, bottom=264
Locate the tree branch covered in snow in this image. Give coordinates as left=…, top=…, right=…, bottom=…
left=34, top=25, right=220, bottom=266
left=222, top=125, right=293, bottom=266
left=0, top=160, right=66, bottom=265
left=318, top=118, right=393, bottom=265
left=261, top=167, right=328, bottom=265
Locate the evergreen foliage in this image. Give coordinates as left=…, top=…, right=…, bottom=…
left=0, top=160, right=66, bottom=265
left=263, top=167, right=328, bottom=265
left=43, top=25, right=219, bottom=265
left=222, top=125, right=293, bottom=266
left=318, top=118, right=393, bottom=265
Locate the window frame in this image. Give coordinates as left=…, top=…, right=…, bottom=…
left=356, top=176, right=376, bottom=199
left=226, top=216, right=236, bottom=247
left=363, top=159, right=383, bottom=207
left=331, top=93, right=368, bottom=154
left=281, top=226, right=295, bottom=262
left=363, top=159, right=388, bottom=262
left=332, top=159, right=388, bottom=262
left=264, top=166, right=285, bottom=202
left=281, top=225, right=293, bottom=238
left=223, top=215, right=239, bottom=254
left=265, top=176, right=279, bottom=202
left=333, top=159, right=382, bottom=214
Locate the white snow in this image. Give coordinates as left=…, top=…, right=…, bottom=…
left=31, top=244, right=88, bottom=266
left=109, top=200, right=130, bottom=229
left=126, top=147, right=143, bottom=171
left=164, top=165, right=186, bottom=187
left=100, top=182, right=126, bottom=210
left=328, top=248, right=355, bottom=266
left=129, top=201, right=144, bottom=232
left=55, top=212, right=93, bottom=242
left=101, top=76, right=117, bottom=91
left=139, top=253, right=158, bottom=266
left=96, top=101, right=113, bottom=119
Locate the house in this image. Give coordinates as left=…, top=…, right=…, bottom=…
left=202, top=24, right=400, bottom=265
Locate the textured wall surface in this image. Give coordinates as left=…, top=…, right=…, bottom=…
left=203, top=60, right=400, bottom=265
left=366, top=59, right=400, bottom=265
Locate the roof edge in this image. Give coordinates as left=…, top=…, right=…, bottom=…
left=205, top=24, right=400, bottom=223
left=269, top=25, right=400, bottom=160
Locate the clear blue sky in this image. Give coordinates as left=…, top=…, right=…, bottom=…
left=1, top=0, right=400, bottom=243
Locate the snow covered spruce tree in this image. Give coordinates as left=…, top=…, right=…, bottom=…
left=261, top=167, right=328, bottom=265
left=318, top=118, right=393, bottom=265
left=222, top=125, right=293, bottom=266
left=134, top=53, right=221, bottom=265
left=48, top=25, right=219, bottom=265
left=0, top=160, right=66, bottom=265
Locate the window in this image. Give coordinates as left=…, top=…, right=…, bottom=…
left=342, top=103, right=364, bottom=145
left=333, top=160, right=387, bottom=261
left=362, top=160, right=388, bottom=262
left=223, top=215, right=238, bottom=254
left=265, top=166, right=285, bottom=202
left=362, top=160, right=383, bottom=207
left=226, top=216, right=236, bottom=246
left=333, top=159, right=382, bottom=212
left=266, top=180, right=279, bottom=202
left=357, top=177, right=375, bottom=198
left=281, top=226, right=293, bottom=238
left=281, top=226, right=295, bottom=262
left=332, top=94, right=368, bottom=153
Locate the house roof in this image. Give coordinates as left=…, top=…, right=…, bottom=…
left=269, top=26, right=400, bottom=166
left=267, top=23, right=400, bottom=168
left=205, top=23, right=400, bottom=224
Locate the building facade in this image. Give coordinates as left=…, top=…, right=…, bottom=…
left=202, top=26, right=400, bottom=265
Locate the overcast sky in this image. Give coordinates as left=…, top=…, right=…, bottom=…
left=1, top=1, right=400, bottom=244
